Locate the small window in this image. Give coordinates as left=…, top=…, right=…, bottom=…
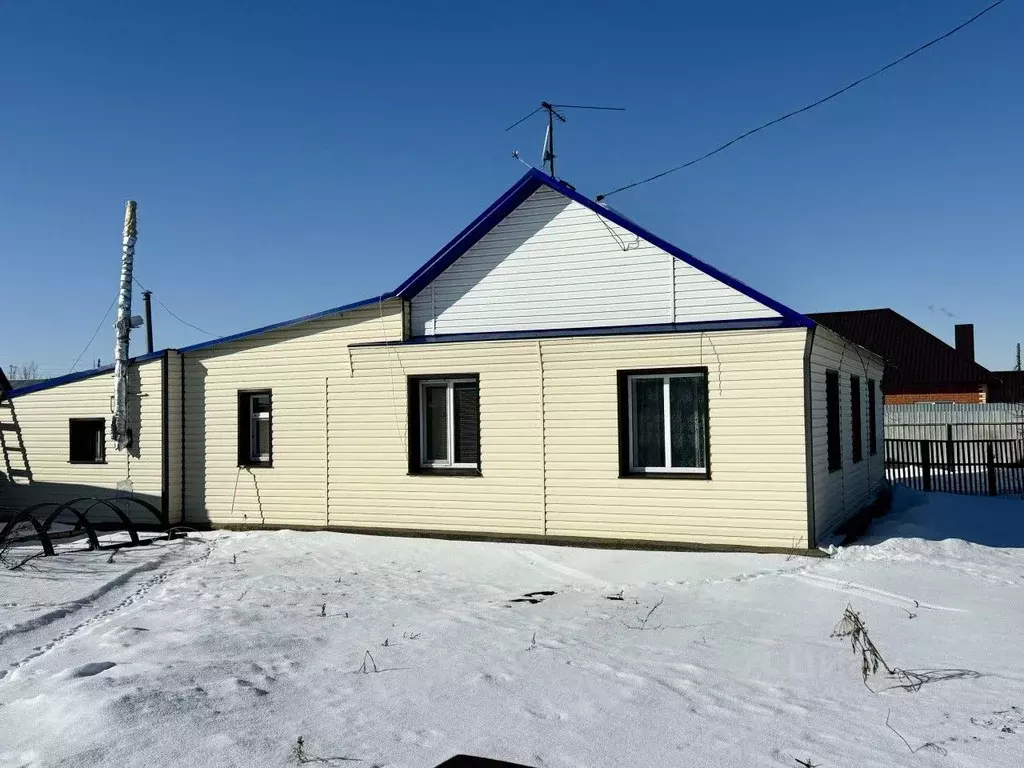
left=867, top=379, right=878, bottom=456
left=617, top=368, right=709, bottom=478
left=238, top=390, right=272, bottom=467
left=408, top=375, right=480, bottom=475
left=826, top=370, right=841, bottom=472
left=850, top=375, right=862, bottom=464
left=69, top=418, right=105, bottom=463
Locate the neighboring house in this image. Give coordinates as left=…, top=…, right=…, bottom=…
left=0, top=169, right=885, bottom=549
left=0, top=366, right=11, bottom=397
left=807, top=309, right=992, bottom=405
left=989, top=370, right=1024, bottom=404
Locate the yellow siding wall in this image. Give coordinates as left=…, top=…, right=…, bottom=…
left=335, top=341, right=543, bottom=534
left=0, top=359, right=165, bottom=523
left=182, top=299, right=405, bottom=526
left=165, top=351, right=183, bottom=524
left=809, top=326, right=886, bottom=540
left=184, top=306, right=811, bottom=548
left=539, top=329, right=810, bottom=547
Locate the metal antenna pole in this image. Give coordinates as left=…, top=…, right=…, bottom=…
left=1016, top=342, right=1021, bottom=371
left=547, top=106, right=555, bottom=176
left=506, top=101, right=621, bottom=178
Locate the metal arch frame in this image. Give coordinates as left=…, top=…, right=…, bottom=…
left=0, top=496, right=176, bottom=558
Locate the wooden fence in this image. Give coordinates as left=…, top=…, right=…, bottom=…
left=885, top=438, right=1024, bottom=497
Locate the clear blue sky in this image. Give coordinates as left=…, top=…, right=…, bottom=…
left=2, top=1, right=1021, bottom=375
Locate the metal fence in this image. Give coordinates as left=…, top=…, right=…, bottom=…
left=885, top=438, right=1024, bottom=497
left=884, top=403, right=1024, bottom=441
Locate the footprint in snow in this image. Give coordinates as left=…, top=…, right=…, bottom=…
left=236, top=678, right=270, bottom=696
left=69, top=661, right=117, bottom=678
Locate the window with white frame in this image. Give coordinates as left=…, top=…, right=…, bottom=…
left=237, top=390, right=272, bottom=467
left=409, top=375, right=480, bottom=474
left=618, top=368, right=709, bottom=477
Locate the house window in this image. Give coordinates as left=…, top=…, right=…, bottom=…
left=617, top=368, right=709, bottom=478
left=826, top=370, right=841, bottom=472
left=408, top=375, right=480, bottom=474
left=867, top=379, right=878, bottom=456
left=238, top=390, right=272, bottom=467
left=851, top=375, right=863, bottom=464
left=69, top=418, right=105, bottom=463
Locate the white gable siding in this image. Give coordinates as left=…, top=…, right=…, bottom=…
left=411, top=187, right=779, bottom=336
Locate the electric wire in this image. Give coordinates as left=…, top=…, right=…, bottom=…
left=67, top=294, right=118, bottom=373
left=597, top=0, right=1007, bottom=200
left=132, top=276, right=217, bottom=338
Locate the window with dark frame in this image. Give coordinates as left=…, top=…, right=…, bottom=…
left=69, top=418, right=105, bottom=463
left=850, top=374, right=863, bottom=464
left=408, top=375, right=480, bottom=475
left=237, top=390, right=272, bottom=467
left=617, top=367, right=709, bottom=478
left=825, top=370, right=841, bottom=472
left=867, top=379, right=878, bottom=456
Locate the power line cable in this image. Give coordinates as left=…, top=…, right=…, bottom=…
left=68, top=294, right=118, bottom=373
left=597, top=0, right=1007, bottom=200
left=133, top=276, right=218, bottom=337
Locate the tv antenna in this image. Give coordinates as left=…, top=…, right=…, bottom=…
left=506, top=102, right=625, bottom=178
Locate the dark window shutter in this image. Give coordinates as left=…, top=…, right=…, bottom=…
left=407, top=378, right=420, bottom=473
left=453, top=382, right=479, bottom=465
left=851, top=375, right=862, bottom=463
left=616, top=371, right=630, bottom=475
left=826, top=371, right=841, bottom=472
left=237, top=392, right=248, bottom=466
left=868, top=379, right=878, bottom=456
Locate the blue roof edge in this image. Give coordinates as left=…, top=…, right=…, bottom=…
left=6, top=349, right=167, bottom=399
left=177, top=293, right=394, bottom=354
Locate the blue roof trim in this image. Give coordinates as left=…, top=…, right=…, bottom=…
left=177, top=293, right=394, bottom=354
left=6, top=350, right=167, bottom=399
left=393, top=167, right=813, bottom=328
left=350, top=317, right=799, bottom=347
left=392, top=170, right=544, bottom=299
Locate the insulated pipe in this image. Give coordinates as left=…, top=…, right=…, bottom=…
left=112, top=201, right=137, bottom=450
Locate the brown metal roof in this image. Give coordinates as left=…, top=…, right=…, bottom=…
left=807, top=309, right=992, bottom=390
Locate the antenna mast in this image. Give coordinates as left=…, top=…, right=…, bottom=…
left=506, top=102, right=625, bottom=178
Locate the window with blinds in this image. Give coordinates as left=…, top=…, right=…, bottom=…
left=408, top=375, right=480, bottom=475
left=617, top=367, right=710, bottom=479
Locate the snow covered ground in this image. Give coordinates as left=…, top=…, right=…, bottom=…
left=1, top=488, right=1023, bottom=768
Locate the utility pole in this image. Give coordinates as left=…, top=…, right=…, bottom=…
left=1015, top=342, right=1021, bottom=371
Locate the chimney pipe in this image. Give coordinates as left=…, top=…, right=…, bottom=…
left=112, top=200, right=137, bottom=451
left=955, top=323, right=975, bottom=362
left=142, top=290, right=154, bottom=354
